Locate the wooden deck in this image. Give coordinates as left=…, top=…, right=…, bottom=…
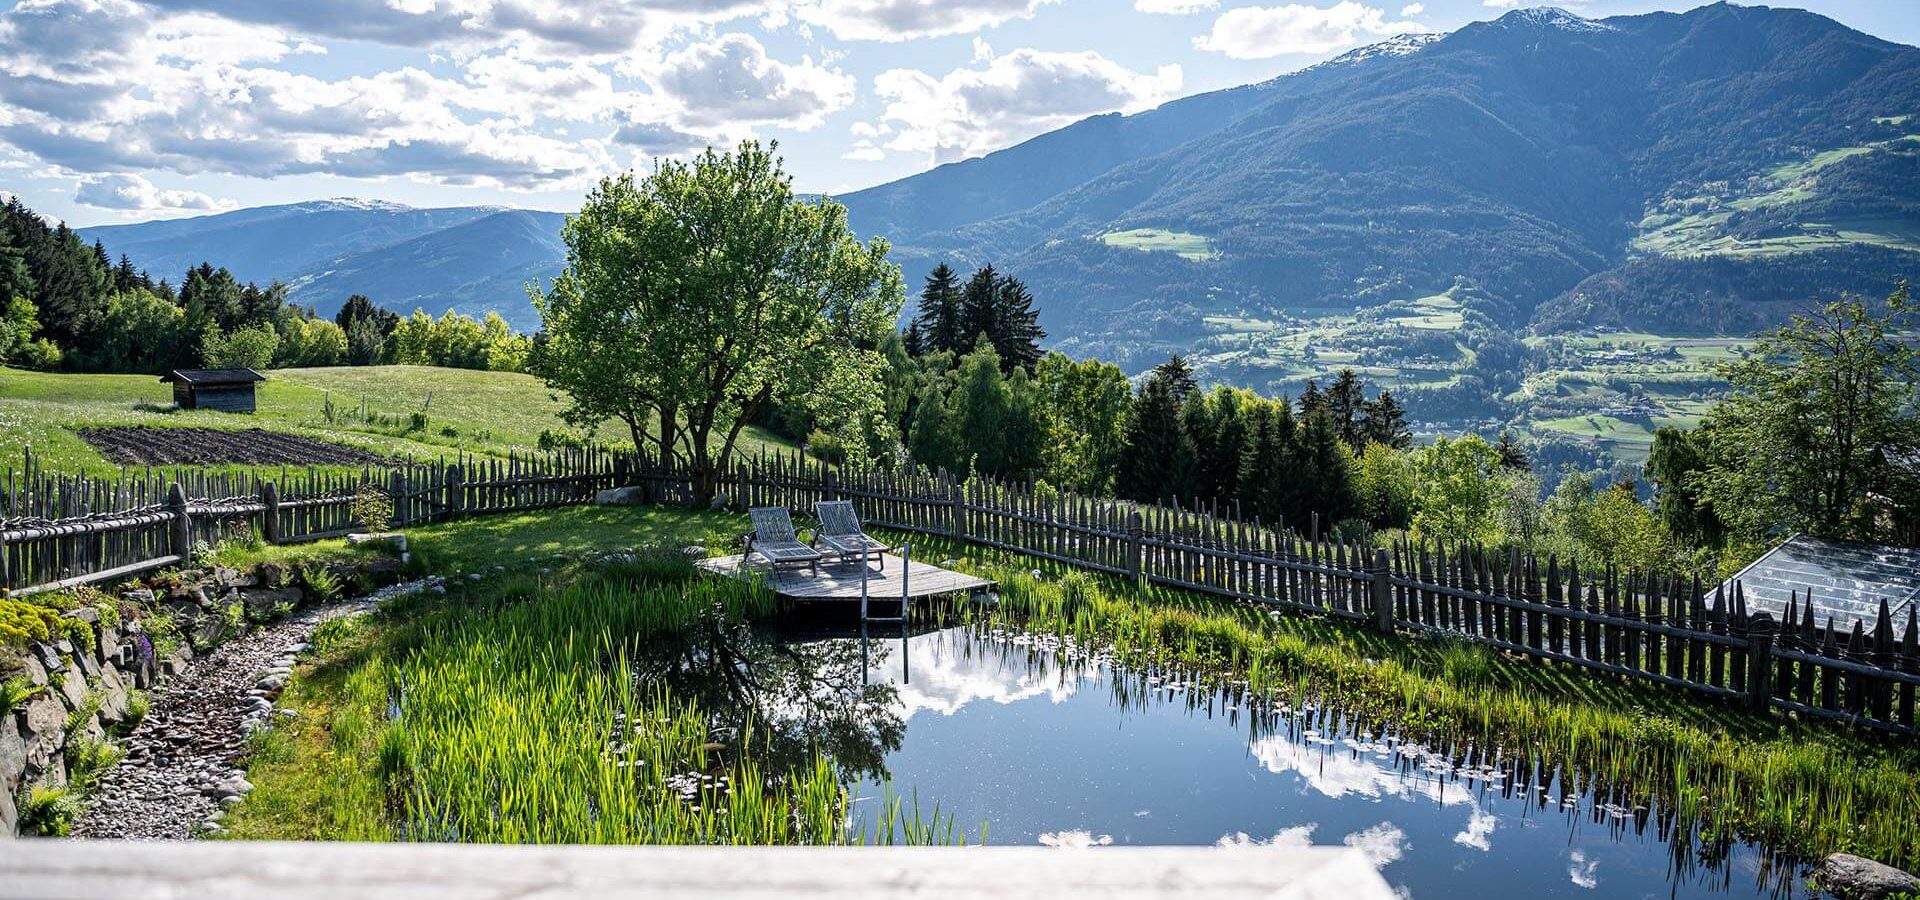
left=697, top=552, right=995, bottom=601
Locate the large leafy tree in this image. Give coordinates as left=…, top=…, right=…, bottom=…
left=1698, top=284, right=1920, bottom=543
left=534, top=142, right=903, bottom=504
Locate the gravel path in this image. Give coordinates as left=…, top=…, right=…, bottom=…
left=74, top=579, right=437, bottom=840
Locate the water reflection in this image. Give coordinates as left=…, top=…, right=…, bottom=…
left=645, top=617, right=1818, bottom=899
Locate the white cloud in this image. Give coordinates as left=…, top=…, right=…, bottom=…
left=972, top=36, right=995, bottom=62
left=141, top=0, right=778, bottom=58
left=1343, top=822, right=1407, bottom=868
left=1451, top=807, right=1495, bottom=852
left=1567, top=850, right=1600, bottom=889
left=869, top=48, right=1182, bottom=164
left=1193, top=2, right=1420, bottom=59
left=73, top=172, right=231, bottom=212
left=646, top=33, right=854, bottom=130
left=843, top=140, right=885, bottom=161
left=0, top=1, right=873, bottom=190
left=1399, top=2, right=1424, bottom=15
left=1135, top=0, right=1217, bottom=13
left=1038, top=829, right=1113, bottom=848
left=797, top=0, right=1058, bottom=42
left=1216, top=824, right=1317, bottom=848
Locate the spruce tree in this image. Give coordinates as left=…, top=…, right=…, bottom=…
left=957, top=264, right=998, bottom=349
left=1150, top=355, right=1198, bottom=401
left=1298, top=407, right=1357, bottom=530
left=1327, top=369, right=1366, bottom=450
left=1359, top=390, right=1411, bottom=449
left=1118, top=371, right=1194, bottom=503
left=1257, top=399, right=1305, bottom=530
left=914, top=263, right=964, bottom=355
left=988, top=274, right=1044, bottom=373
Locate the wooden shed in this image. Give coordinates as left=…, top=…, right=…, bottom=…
left=161, top=368, right=266, bottom=413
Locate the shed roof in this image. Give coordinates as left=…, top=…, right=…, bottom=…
left=160, top=368, right=266, bottom=386
left=1723, top=534, right=1920, bottom=632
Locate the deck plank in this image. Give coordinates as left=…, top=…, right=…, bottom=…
left=697, top=553, right=995, bottom=601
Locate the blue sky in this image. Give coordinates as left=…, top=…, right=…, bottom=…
left=2, top=0, right=1916, bottom=227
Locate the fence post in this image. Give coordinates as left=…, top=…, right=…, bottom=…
left=0, top=528, right=11, bottom=595
left=1746, top=611, right=1776, bottom=716
left=260, top=481, right=282, bottom=544
left=389, top=470, right=409, bottom=528
left=1127, top=510, right=1144, bottom=583
left=167, top=482, right=191, bottom=561
left=444, top=464, right=465, bottom=521
left=1370, top=549, right=1394, bottom=635
left=949, top=480, right=965, bottom=541
left=824, top=465, right=837, bottom=502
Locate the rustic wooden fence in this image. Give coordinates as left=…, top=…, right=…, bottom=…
left=625, top=451, right=1920, bottom=736
left=0, top=449, right=620, bottom=597
left=6, top=446, right=1917, bottom=735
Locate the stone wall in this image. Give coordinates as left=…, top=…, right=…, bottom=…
left=1, top=556, right=401, bottom=836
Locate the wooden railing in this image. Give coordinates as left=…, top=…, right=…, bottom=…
left=6, top=446, right=1917, bottom=735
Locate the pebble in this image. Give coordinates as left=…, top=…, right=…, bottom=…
left=72, top=580, right=435, bottom=840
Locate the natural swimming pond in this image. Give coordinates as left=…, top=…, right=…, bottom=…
left=661, top=618, right=1813, bottom=899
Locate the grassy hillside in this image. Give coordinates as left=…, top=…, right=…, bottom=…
left=0, top=365, right=794, bottom=477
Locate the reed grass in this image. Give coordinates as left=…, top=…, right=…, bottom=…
left=915, top=533, right=1920, bottom=871
left=226, top=551, right=958, bottom=845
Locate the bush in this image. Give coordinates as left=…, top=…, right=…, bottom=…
left=351, top=483, right=393, bottom=534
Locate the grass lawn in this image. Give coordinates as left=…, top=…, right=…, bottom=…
left=0, top=365, right=794, bottom=477
left=1099, top=228, right=1220, bottom=262
left=216, top=505, right=1920, bottom=865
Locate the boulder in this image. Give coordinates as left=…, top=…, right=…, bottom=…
left=18, top=655, right=47, bottom=689
left=97, top=623, right=121, bottom=667
left=20, top=694, right=64, bottom=774
left=215, top=566, right=259, bottom=588
left=257, top=562, right=290, bottom=588
left=347, top=533, right=407, bottom=554
left=191, top=616, right=228, bottom=650
left=121, top=589, right=155, bottom=606
left=0, top=775, right=15, bottom=836
left=62, top=607, right=99, bottom=626
left=57, top=669, right=88, bottom=711
left=594, top=486, right=646, bottom=505
left=71, top=646, right=100, bottom=681
left=96, top=664, right=130, bottom=724
left=240, top=586, right=302, bottom=619
left=30, top=644, right=62, bottom=677
left=0, top=716, right=26, bottom=793
left=162, top=650, right=191, bottom=681
left=1816, top=854, right=1920, bottom=900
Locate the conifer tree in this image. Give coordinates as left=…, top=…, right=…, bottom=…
left=1359, top=390, right=1411, bottom=449
left=913, top=263, right=964, bottom=355
left=1118, top=369, right=1194, bottom=502
left=1298, top=406, right=1357, bottom=529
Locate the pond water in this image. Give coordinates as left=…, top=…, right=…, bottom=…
left=666, top=619, right=1811, bottom=900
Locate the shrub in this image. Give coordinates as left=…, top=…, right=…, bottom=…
left=351, top=483, right=393, bottom=534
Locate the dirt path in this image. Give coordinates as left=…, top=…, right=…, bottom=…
left=73, top=579, right=435, bottom=840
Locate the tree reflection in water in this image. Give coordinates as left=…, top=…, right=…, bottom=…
left=629, top=613, right=908, bottom=784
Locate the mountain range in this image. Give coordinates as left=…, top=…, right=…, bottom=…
left=79, top=3, right=1920, bottom=363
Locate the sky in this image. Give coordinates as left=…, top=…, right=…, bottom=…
left=2, top=0, right=1916, bottom=227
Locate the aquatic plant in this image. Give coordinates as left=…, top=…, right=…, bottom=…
left=932, top=534, right=1920, bottom=872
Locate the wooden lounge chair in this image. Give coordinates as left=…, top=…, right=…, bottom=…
left=814, top=500, right=889, bottom=571
left=745, top=506, right=822, bottom=575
